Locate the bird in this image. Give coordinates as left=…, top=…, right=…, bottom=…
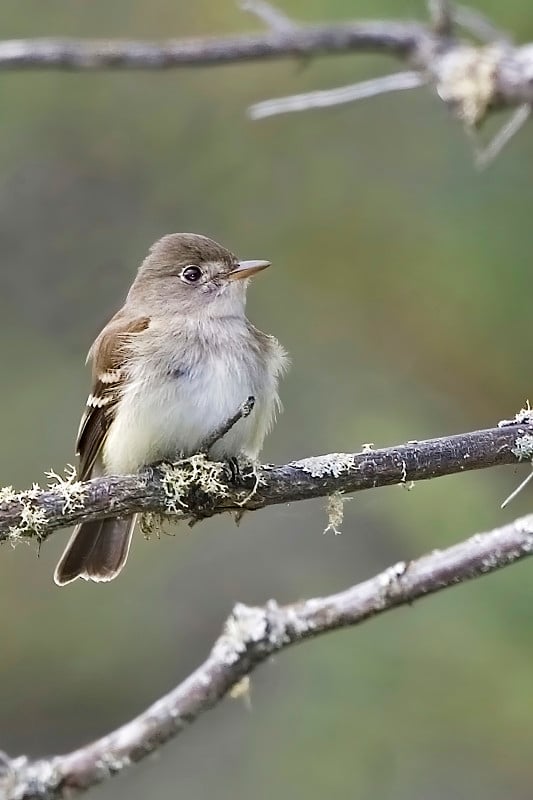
left=53, top=232, right=287, bottom=586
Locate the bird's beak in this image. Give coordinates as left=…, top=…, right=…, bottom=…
left=228, top=260, right=271, bottom=281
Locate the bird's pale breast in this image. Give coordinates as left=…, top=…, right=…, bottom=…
left=102, top=318, right=284, bottom=473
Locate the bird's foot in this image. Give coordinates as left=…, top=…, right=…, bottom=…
left=224, top=456, right=242, bottom=483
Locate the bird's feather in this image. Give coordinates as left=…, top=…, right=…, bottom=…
left=76, top=313, right=150, bottom=479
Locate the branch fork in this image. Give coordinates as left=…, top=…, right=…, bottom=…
left=0, top=3, right=528, bottom=163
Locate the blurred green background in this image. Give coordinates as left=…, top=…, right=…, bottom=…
left=1, top=1, right=533, bottom=798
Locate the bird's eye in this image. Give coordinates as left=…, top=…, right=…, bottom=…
left=180, top=265, right=203, bottom=284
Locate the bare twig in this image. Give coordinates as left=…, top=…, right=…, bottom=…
left=6, top=510, right=533, bottom=799
left=474, top=103, right=531, bottom=168
left=1, top=422, right=532, bottom=545
left=199, top=396, right=255, bottom=454
left=428, top=0, right=454, bottom=37
left=240, top=0, right=296, bottom=33
left=501, top=466, right=533, bottom=508
left=454, top=4, right=512, bottom=44
left=249, top=70, right=425, bottom=119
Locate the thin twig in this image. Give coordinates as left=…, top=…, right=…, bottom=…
left=1, top=422, right=532, bottom=544
left=249, top=71, right=425, bottom=119
left=454, top=4, right=512, bottom=44
left=474, top=103, right=531, bottom=168
left=501, top=468, right=533, bottom=508
left=428, top=0, right=454, bottom=36
left=6, top=511, right=533, bottom=799
left=240, top=0, right=296, bottom=33
left=199, top=396, right=255, bottom=454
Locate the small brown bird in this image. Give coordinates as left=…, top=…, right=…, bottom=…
left=54, top=233, right=287, bottom=586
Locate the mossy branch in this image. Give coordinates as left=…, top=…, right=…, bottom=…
left=3, top=411, right=533, bottom=796
left=1, top=421, right=532, bottom=546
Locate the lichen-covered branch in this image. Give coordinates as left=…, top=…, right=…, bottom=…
left=1, top=422, right=532, bottom=546
left=4, top=510, right=533, bottom=799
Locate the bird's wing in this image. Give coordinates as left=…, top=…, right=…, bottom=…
left=76, top=314, right=150, bottom=480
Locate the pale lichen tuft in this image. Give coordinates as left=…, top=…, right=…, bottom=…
left=229, top=675, right=252, bottom=708
left=0, top=485, right=17, bottom=504
left=323, top=492, right=346, bottom=536
left=1, top=481, right=50, bottom=547
left=8, top=500, right=47, bottom=547
left=498, top=402, right=533, bottom=428
left=436, top=44, right=502, bottom=126
left=361, top=442, right=375, bottom=453
left=377, top=561, right=408, bottom=597
left=234, top=458, right=263, bottom=508
left=511, top=434, right=533, bottom=461
left=291, top=453, right=356, bottom=479
left=212, top=603, right=275, bottom=666
left=160, top=454, right=228, bottom=514
left=45, top=464, right=86, bottom=513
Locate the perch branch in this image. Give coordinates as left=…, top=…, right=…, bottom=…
left=4, top=510, right=533, bottom=798
left=1, top=421, right=532, bottom=545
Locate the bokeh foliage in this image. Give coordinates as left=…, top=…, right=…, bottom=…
left=1, top=1, right=533, bottom=798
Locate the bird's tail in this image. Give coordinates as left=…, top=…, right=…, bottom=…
left=53, top=515, right=136, bottom=586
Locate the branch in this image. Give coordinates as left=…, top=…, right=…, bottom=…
left=0, top=6, right=531, bottom=126
left=0, top=1, right=530, bottom=162
left=4, top=510, right=533, bottom=798
left=0, top=24, right=435, bottom=70
left=1, top=421, right=532, bottom=545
